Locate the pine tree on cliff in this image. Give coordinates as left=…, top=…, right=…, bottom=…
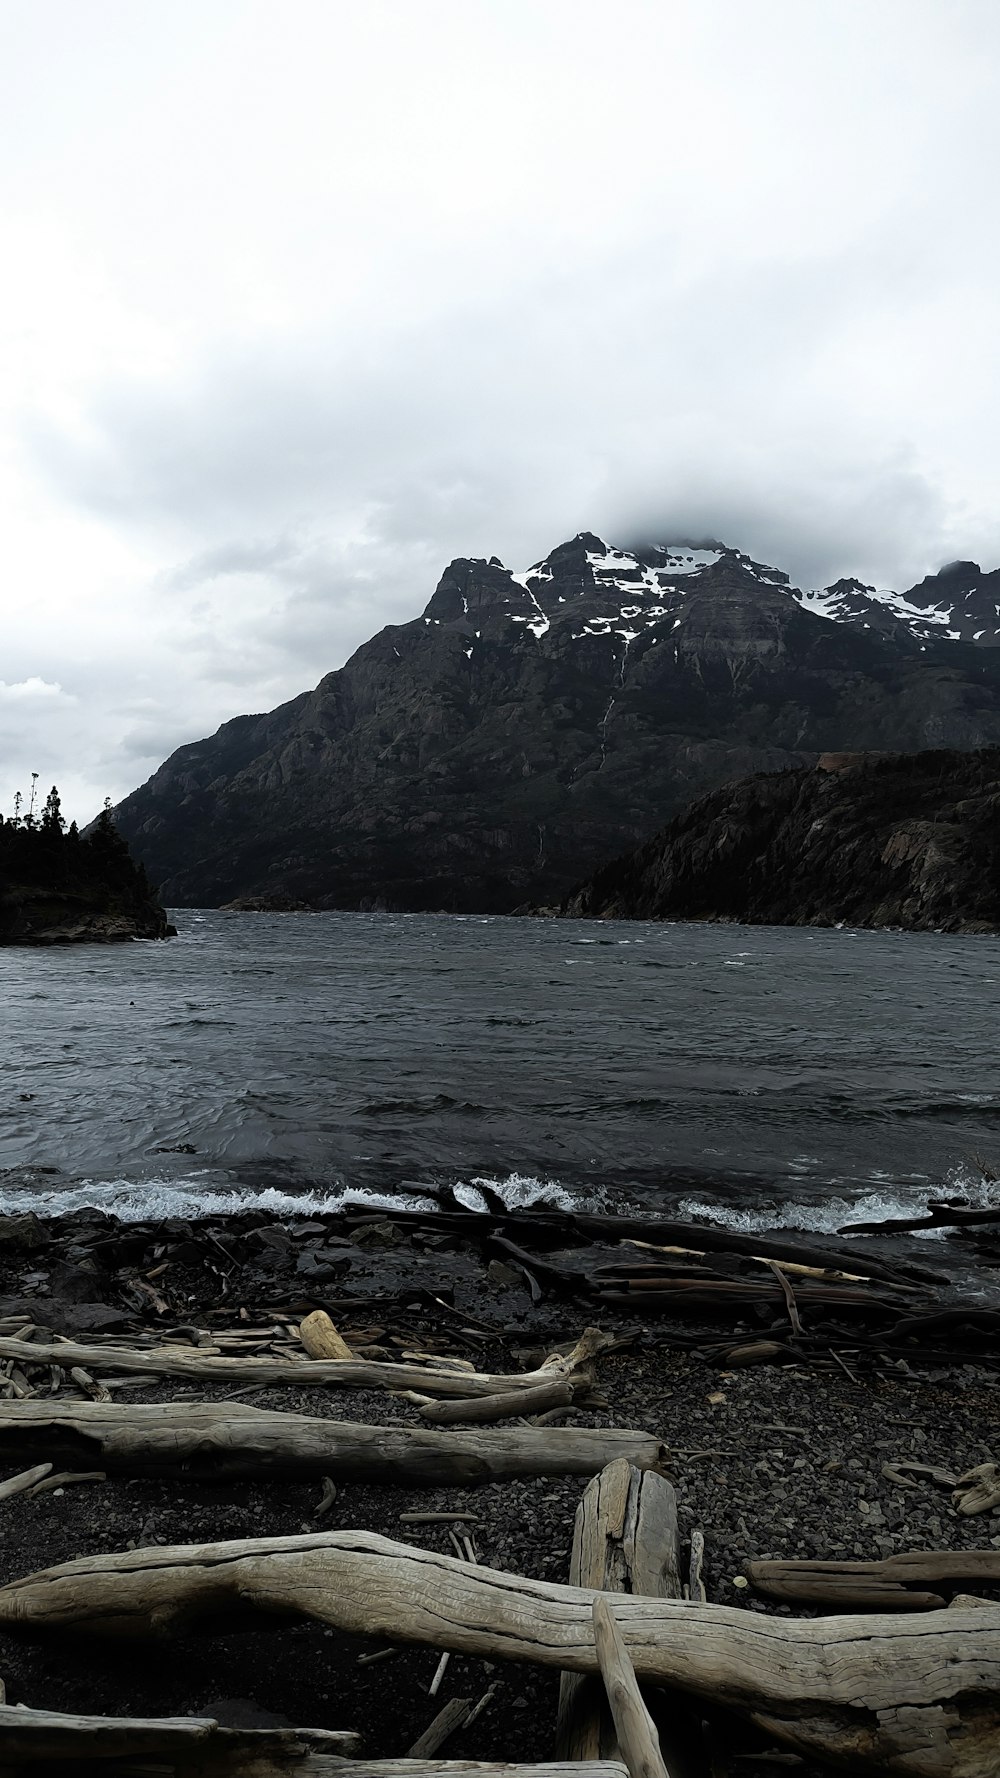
left=41, top=786, right=65, bottom=835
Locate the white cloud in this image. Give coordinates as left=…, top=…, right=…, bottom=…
left=0, top=0, right=998, bottom=821
left=0, top=678, right=71, bottom=701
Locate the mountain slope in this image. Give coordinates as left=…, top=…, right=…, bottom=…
left=555, top=748, right=1000, bottom=934
left=113, top=535, right=1000, bottom=912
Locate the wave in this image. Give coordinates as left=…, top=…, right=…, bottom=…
left=678, top=1162, right=1000, bottom=1239
left=0, top=1169, right=609, bottom=1223
left=4, top=1157, right=996, bottom=1238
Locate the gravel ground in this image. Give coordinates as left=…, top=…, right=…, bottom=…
left=0, top=1343, right=997, bottom=1770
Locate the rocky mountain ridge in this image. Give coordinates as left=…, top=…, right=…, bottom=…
left=555, top=748, right=1000, bottom=934
left=112, top=533, right=1000, bottom=912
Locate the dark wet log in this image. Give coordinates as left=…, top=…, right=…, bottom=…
left=595, top=1285, right=901, bottom=1321
left=599, top=1277, right=900, bottom=1312
left=488, top=1237, right=582, bottom=1294
left=0, top=1327, right=612, bottom=1398
left=335, top=1207, right=937, bottom=1286
left=2, top=1531, right=998, bottom=1775
left=840, top=1201, right=1000, bottom=1235
left=0, top=1400, right=669, bottom=1485
left=508, top=1213, right=941, bottom=1285
left=876, top=1307, right=1000, bottom=1344
left=745, top=1549, right=1000, bottom=1608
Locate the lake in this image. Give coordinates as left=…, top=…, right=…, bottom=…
left=1, top=911, right=998, bottom=1234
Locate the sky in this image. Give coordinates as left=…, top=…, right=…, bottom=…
left=2, top=0, right=1000, bottom=822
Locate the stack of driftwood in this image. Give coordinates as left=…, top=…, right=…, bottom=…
left=6, top=1197, right=1000, bottom=1383
left=0, top=1317, right=998, bottom=1778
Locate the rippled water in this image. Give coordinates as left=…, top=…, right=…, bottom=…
left=1, top=910, right=999, bottom=1230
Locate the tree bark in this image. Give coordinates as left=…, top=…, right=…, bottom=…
left=1, top=1530, right=997, bottom=1775
left=0, top=1400, right=668, bottom=1485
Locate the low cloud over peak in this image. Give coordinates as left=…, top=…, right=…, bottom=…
left=1, top=1, right=999, bottom=820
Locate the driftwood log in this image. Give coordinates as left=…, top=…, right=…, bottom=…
left=0, top=1697, right=626, bottom=1777
left=593, top=1598, right=669, bottom=1778
left=0, top=1328, right=611, bottom=1399
left=418, top=1383, right=588, bottom=1426
left=746, top=1548, right=1000, bottom=1610
left=0, top=1400, right=669, bottom=1485
left=0, top=1702, right=360, bottom=1769
left=841, top=1201, right=1000, bottom=1235
left=555, top=1461, right=683, bottom=1763
left=1, top=1531, right=998, bottom=1775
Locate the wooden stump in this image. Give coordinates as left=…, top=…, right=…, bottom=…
left=554, top=1460, right=700, bottom=1777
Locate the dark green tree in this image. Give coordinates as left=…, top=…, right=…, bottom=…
left=41, top=785, right=65, bottom=835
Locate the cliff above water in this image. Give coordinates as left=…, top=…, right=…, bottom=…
left=0, top=809, right=175, bottom=945
left=111, top=534, right=1000, bottom=913
left=556, top=748, right=1000, bottom=933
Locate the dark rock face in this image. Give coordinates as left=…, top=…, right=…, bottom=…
left=557, top=748, right=1000, bottom=933
left=112, top=536, right=1000, bottom=913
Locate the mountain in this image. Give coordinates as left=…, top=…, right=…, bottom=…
left=113, top=534, right=1000, bottom=912
left=554, top=747, right=1000, bottom=934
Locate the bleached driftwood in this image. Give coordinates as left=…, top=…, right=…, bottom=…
left=419, top=1382, right=585, bottom=1426
left=745, top=1548, right=1000, bottom=1610
left=1, top=1531, right=998, bottom=1775
left=0, top=1700, right=624, bottom=1777
left=298, top=1309, right=354, bottom=1361
left=0, top=1461, right=52, bottom=1501
left=0, top=1327, right=612, bottom=1399
left=954, top=1463, right=1000, bottom=1515
left=555, top=1460, right=682, bottom=1762
left=0, top=1400, right=668, bottom=1485
left=0, top=1702, right=359, bottom=1766
left=593, top=1598, right=669, bottom=1778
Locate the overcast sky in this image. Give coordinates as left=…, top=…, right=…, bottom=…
left=2, top=0, right=999, bottom=821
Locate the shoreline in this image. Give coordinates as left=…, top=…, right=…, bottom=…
left=0, top=1204, right=998, bottom=1770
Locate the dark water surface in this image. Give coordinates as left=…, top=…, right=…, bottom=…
left=2, top=910, right=999, bottom=1231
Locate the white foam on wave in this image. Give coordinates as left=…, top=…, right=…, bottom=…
left=8, top=1177, right=442, bottom=1222
left=3, top=1169, right=606, bottom=1223
left=452, top=1172, right=603, bottom=1213
left=678, top=1162, right=1000, bottom=1240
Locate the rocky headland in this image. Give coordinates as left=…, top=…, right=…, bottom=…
left=556, top=746, right=1000, bottom=932
left=112, top=536, right=1000, bottom=913
left=0, top=802, right=175, bottom=944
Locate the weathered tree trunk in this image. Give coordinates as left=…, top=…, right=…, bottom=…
left=1, top=1531, right=997, bottom=1775
left=0, top=1328, right=611, bottom=1399
left=0, top=1400, right=668, bottom=1485
left=555, top=1460, right=681, bottom=1761
left=0, top=1701, right=359, bottom=1767
left=0, top=1698, right=626, bottom=1777
left=745, top=1548, right=1000, bottom=1609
